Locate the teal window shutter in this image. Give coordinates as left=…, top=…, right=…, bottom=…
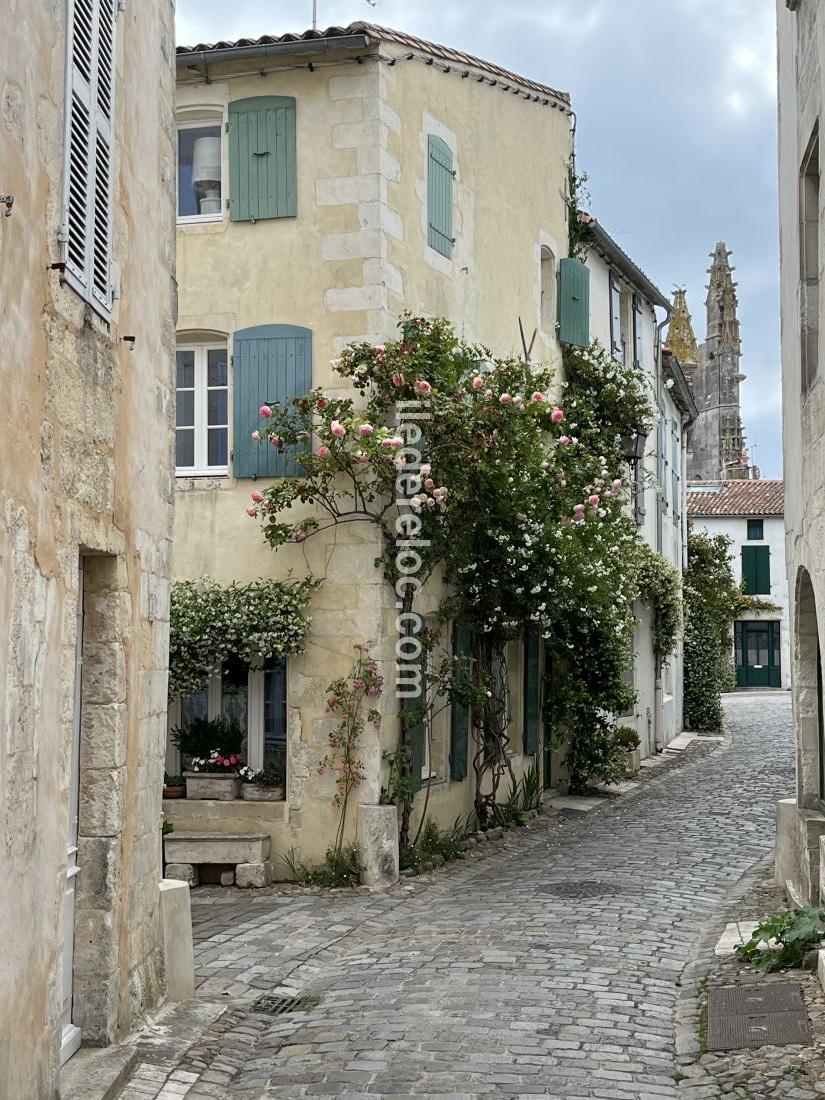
left=427, top=134, right=454, bottom=258
left=450, top=623, right=472, bottom=782
left=523, top=632, right=541, bottom=755
left=232, top=324, right=311, bottom=478
left=558, top=258, right=590, bottom=347
left=228, top=96, right=296, bottom=222
left=742, top=545, right=771, bottom=595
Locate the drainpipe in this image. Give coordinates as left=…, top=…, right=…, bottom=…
left=653, top=304, right=672, bottom=752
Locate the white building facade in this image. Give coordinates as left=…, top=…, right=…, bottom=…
left=687, top=482, right=789, bottom=690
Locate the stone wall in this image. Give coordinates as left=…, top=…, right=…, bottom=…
left=0, top=0, right=176, bottom=1094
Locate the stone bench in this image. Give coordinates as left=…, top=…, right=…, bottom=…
left=164, top=831, right=272, bottom=888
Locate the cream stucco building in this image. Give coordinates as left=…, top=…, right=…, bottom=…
left=0, top=0, right=177, bottom=1093
left=168, top=22, right=574, bottom=864
left=776, top=0, right=825, bottom=906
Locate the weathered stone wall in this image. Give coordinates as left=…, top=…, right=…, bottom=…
left=0, top=0, right=175, bottom=1094
left=777, top=0, right=825, bottom=903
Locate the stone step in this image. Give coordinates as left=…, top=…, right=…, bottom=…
left=164, top=831, right=271, bottom=865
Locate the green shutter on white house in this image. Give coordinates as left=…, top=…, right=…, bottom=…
left=232, top=325, right=311, bottom=478
left=742, top=545, right=771, bottom=595
left=523, top=631, right=541, bottom=755
left=427, top=134, right=454, bottom=258
left=450, top=623, right=472, bottom=782
left=558, top=258, right=590, bottom=347
left=228, top=96, right=296, bottom=222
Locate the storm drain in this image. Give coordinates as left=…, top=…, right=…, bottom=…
left=707, top=981, right=811, bottom=1051
left=537, top=880, right=641, bottom=899
left=251, top=992, right=321, bottom=1016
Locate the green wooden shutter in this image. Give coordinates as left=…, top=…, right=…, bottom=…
left=450, top=623, right=472, bottom=782
left=558, top=258, right=590, bottom=347
left=523, top=632, right=541, bottom=754
left=742, top=545, right=770, bottom=595
left=228, top=96, right=296, bottom=222
left=427, top=134, right=454, bottom=258
left=741, top=546, right=756, bottom=594
left=232, top=324, right=311, bottom=478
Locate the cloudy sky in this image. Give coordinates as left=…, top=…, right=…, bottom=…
left=177, top=0, right=782, bottom=476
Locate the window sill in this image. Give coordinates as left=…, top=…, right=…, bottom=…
left=175, top=468, right=228, bottom=478
left=177, top=215, right=224, bottom=226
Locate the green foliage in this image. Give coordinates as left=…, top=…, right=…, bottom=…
left=239, top=761, right=286, bottom=787
left=613, top=726, right=641, bottom=750
left=684, top=530, right=742, bottom=732
left=494, top=763, right=543, bottom=826
left=169, top=577, right=316, bottom=700
left=162, top=818, right=174, bottom=836
left=563, top=715, right=629, bottom=792
left=163, top=773, right=185, bottom=787
left=636, top=544, right=682, bottom=662
left=282, top=844, right=362, bottom=888
left=399, top=816, right=467, bottom=871
left=736, top=907, right=825, bottom=972
left=171, top=716, right=244, bottom=761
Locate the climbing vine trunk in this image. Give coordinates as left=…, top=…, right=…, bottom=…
left=471, top=634, right=516, bottom=826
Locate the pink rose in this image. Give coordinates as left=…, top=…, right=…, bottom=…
left=374, top=344, right=385, bottom=354
left=513, top=395, right=524, bottom=408
left=270, top=435, right=283, bottom=447
left=559, top=435, right=571, bottom=446
left=485, top=389, right=493, bottom=398
left=391, top=373, right=405, bottom=388
left=251, top=430, right=261, bottom=441
left=531, top=391, right=545, bottom=403
left=330, top=420, right=346, bottom=439
left=318, top=445, right=330, bottom=459
left=499, top=394, right=512, bottom=405
left=420, top=464, right=432, bottom=477
left=380, top=438, right=394, bottom=450
left=551, top=407, right=564, bottom=423
left=316, top=397, right=327, bottom=410
left=588, top=494, right=600, bottom=506
left=424, top=478, right=434, bottom=490
left=414, top=379, right=432, bottom=396
left=246, top=506, right=256, bottom=517
left=393, top=456, right=405, bottom=470
left=426, top=497, right=436, bottom=508
left=359, top=424, right=375, bottom=437
left=251, top=490, right=264, bottom=503
left=612, top=478, right=623, bottom=490
left=259, top=405, right=272, bottom=418
left=472, top=376, right=484, bottom=390
left=573, top=503, right=585, bottom=514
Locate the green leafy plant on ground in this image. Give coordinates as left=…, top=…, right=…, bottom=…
left=613, top=726, right=641, bottom=751
left=282, top=844, right=362, bottom=888
left=494, top=763, right=543, bottom=827
left=736, top=907, right=825, bottom=972
left=400, top=816, right=468, bottom=872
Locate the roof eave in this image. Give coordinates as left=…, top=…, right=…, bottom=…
left=176, top=32, right=375, bottom=68
left=584, top=219, right=669, bottom=310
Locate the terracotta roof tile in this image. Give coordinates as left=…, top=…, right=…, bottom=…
left=176, top=22, right=570, bottom=106
left=686, top=480, right=784, bottom=517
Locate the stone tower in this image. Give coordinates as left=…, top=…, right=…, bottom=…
left=667, top=243, right=751, bottom=480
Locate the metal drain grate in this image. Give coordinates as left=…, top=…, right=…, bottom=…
left=251, top=992, right=320, bottom=1016
left=707, top=981, right=811, bottom=1051
left=537, top=880, right=640, bottom=899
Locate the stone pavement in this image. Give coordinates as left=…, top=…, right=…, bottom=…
left=115, top=692, right=795, bottom=1099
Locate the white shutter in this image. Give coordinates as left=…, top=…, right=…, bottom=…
left=609, top=273, right=622, bottom=361
left=62, top=0, right=116, bottom=315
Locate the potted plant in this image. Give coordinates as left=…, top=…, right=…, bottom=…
left=239, top=760, right=286, bottom=802
left=614, top=726, right=642, bottom=778
left=172, top=717, right=245, bottom=800
left=163, top=773, right=186, bottom=799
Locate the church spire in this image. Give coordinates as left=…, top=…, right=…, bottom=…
left=666, top=288, right=699, bottom=363
left=705, top=241, right=741, bottom=354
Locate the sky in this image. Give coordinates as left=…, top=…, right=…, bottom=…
left=176, top=0, right=782, bottom=477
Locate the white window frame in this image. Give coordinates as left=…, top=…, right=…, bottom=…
left=176, top=113, right=225, bottom=225
left=175, top=342, right=229, bottom=477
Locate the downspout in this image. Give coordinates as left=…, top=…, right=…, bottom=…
left=652, top=304, right=672, bottom=752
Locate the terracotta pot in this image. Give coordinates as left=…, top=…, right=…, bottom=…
left=183, top=771, right=241, bottom=801
left=163, top=785, right=186, bottom=799
left=241, top=783, right=285, bottom=802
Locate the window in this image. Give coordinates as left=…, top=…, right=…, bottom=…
left=657, top=405, right=668, bottom=514
left=632, top=294, right=644, bottom=367
left=742, top=545, right=771, bottom=595
left=671, top=420, right=681, bottom=524
left=450, top=623, right=472, bottom=781
left=609, top=273, right=623, bottom=361
left=175, top=344, right=228, bottom=475
left=178, top=120, right=222, bottom=221
left=228, top=96, right=297, bottom=222
left=427, top=134, right=455, bottom=258
left=801, top=129, right=820, bottom=393
left=61, top=0, right=117, bottom=317
left=522, top=632, right=541, bottom=755
left=540, top=247, right=556, bottom=334
left=232, top=325, right=312, bottom=478
left=747, top=518, right=764, bottom=540
left=169, top=657, right=287, bottom=777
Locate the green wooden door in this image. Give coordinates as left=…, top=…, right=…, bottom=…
left=735, top=621, right=781, bottom=688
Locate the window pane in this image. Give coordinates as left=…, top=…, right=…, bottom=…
left=207, top=348, right=227, bottom=386
left=181, top=688, right=208, bottom=725
left=178, top=125, right=222, bottom=217
left=207, top=390, right=227, bottom=425
left=207, top=428, right=227, bottom=467
left=176, top=429, right=194, bottom=468
left=176, top=349, right=195, bottom=388
left=264, top=660, right=287, bottom=778
left=176, top=389, right=195, bottom=427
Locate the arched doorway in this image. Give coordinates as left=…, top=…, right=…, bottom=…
left=795, top=568, right=824, bottom=808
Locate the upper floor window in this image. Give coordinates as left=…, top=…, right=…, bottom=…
left=747, top=518, right=764, bottom=540
left=427, top=134, right=455, bottom=259
left=178, top=116, right=223, bottom=222
left=609, top=273, right=623, bottom=362
left=632, top=294, right=644, bottom=367
left=801, top=129, right=820, bottom=394
left=540, top=247, right=556, bottom=334
left=62, top=0, right=117, bottom=318
left=176, top=343, right=228, bottom=475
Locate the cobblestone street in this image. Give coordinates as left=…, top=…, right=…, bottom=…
left=120, top=693, right=795, bottom=1099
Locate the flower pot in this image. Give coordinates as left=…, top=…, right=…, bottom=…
left=623, top=747, right=641, bottom=779
left=163, top=785, right=186, bottom=799
left=241, top=783, right=285, bottom=802
left=183, top=771, right=241, bottom=801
